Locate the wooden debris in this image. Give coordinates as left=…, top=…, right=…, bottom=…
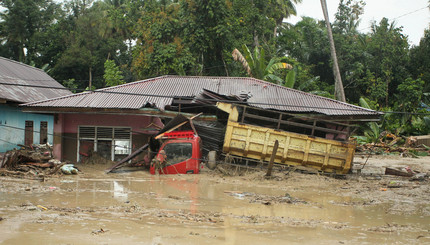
left=48, top=163, right=65, bottom=175
left=22, top=162, right=54, bottom=168
left=385, top=167, right=414, bottom=177
left=91, top=228, right=108, bottom=235
left=0, top=144, right=73, bottom=178
left=356, top=134, right=430, bottom=156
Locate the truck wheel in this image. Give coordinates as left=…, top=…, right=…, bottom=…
left=207, top=151, right=217, bottom=170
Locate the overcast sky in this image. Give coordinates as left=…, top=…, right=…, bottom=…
left=288, top=0, right=430, bottom=46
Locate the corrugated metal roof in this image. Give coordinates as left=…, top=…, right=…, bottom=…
left=23, top=75, right=379, bottom=116
left=0, top=57, right=71, bottom=103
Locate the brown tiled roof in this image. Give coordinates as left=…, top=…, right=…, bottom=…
left=23, top=75, right=379, bottom=116
left=0, top=57, right=71, bottom=103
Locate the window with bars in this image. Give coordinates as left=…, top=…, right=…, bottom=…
left=78, top=126, right=131, bottom=161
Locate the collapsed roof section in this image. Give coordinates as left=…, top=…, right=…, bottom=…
left=22, top=75, right=381, bottom=120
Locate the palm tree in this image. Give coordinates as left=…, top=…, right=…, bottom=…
left=272, top=0, right=302, bottom=37
left=232, top=44, right=292, bottom=84
left=320, top=0, right=346, bottom=102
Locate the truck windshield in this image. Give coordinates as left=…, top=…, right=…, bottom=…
left=163, top=142, right=193, bottom=165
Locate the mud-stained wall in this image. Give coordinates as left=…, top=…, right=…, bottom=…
left=53, top=113, right=163, bottom=162
left=0, top=104, right=54, bottom=153
left=63, top=132, right=77, bottom=161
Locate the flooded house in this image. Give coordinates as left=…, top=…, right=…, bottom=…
left=21, top=75, right=381, bottom=170
left=0, top=57, right=71, bottom=153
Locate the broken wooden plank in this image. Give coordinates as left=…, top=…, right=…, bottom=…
left=106, top=143, right=149, bottom=173
left=22, top=162, right=54, bottom=168
left=385, top=167, right=414, bottom=177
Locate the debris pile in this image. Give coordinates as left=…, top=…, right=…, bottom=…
left=356, top=135, right=430, bottom=157
left=82, top=150, right=115, bottom=165
left=0, top=144, right=75, bottom=178
left=385, top=166, right=428, bottom=181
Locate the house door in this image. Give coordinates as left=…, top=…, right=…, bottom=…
left=40, top=121, right=48, bottom=144
left=25, top=120, right=34, bottom=146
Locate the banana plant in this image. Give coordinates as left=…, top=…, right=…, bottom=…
left=232, top=44, right=291, bottom=84
left=359, top=97, right=382, bottom=143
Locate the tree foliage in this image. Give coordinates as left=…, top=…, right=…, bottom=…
left=232, top=44, right=292, bottom=84
left=132, top=3, right=196, bottom=78
left=0, top=0, right=60, bottom=63
left=0, top=0, right=429, bottom=136
left=104, top=59, right=124, bottom=86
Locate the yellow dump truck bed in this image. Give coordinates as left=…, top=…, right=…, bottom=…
left=223, top=120, right=356, bottom=174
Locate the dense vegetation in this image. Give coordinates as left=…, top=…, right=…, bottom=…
left=1, top=0, right=429, bottom=139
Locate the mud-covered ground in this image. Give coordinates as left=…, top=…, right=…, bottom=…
left=0, top=154, right=429, bottom=244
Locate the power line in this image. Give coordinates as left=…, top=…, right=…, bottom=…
left=0, top=138, right=18, bottom=146
left=0, top=81, right=73, bottom=91
left=391, top=5, right=429, bottom=21
left=358, top=5, right=430, bottom=32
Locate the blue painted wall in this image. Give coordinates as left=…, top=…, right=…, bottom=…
left=0, top=104, right=54, bottom=152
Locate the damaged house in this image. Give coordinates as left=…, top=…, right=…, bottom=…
left=21, top=75, right=380, bottom=171
left=0, top=57, right=71, bottom=153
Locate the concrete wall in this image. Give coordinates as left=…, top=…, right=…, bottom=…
left=54, top=113, right=163, bottom=162
left=0, top=104, right=54, bottom=152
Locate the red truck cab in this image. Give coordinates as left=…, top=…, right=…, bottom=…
left=150, top=131, right=202, bottom=174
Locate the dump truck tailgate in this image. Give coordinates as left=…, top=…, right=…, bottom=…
left=223, top=121, right=355, bottom=174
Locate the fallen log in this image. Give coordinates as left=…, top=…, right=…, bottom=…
left=385, top=167, right=414, bottom=177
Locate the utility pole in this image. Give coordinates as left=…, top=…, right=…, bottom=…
left=320, top=0, right=346, bottom=102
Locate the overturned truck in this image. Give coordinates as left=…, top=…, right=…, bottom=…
left=108, top=101, right=360, bottom=175
left=218, top=103, right=355, bottom=174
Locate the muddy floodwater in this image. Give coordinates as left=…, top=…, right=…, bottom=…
left=1, top=158, right=430, bottom=245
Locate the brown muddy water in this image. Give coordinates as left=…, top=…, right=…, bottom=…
left=0, top=164, right=429, bottom=245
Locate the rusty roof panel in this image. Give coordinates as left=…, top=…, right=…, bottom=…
left=0, top=57, right=71, bottom=103
left=23, top=75, right=378, bottom=116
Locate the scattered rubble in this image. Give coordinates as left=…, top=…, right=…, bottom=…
left=91, top=228, right=109, bottom=235
left=0, top=144, right=75, bottom=179
left=356, top=135, right=430, bottom=157
left=224, top=191, right=308, bottom=205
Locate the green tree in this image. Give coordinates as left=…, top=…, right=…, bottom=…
left=180, top=0, right=234, bottom=76
left=384, top=78, right=426, bottom=135
left=104, top=59, right=124, bottom=86
left=277, top=17, right=333, bottom=92
left=270, top=0, right=302, bottom=37
left=53, top=0, right=127, bottom=90
left=409, top=29, right=430, bottom=94
left=366, top=18, right=410, bottom=107
left=396, top=78, right=425, bottom=113
left=0, top=0, right=60, bottom=63
left=333, top=0, right=364, bottom=35
left=132, top=2, right=196, bottom=78
left=332, top=0, right=367, bottom=102
left=230, top=0, right=276, bottom=49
